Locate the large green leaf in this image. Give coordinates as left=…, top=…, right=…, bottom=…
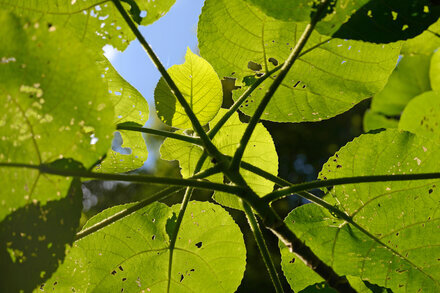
left=399, top=91, right=440, bottom=140
left=155, top=48, right=223, bottom=129
left=0, top=179, right=83, bottom=292
left=245, top=0, right=440, bottom=43
left=198, top=0, right=400, bottom=123
left=281, top=130, right=440, bottom=292
left=0, top=11, right=114, bottom=221
left=161, top=109, right=278, bottom=210
left=42, top=201, right=246, bottom=292
left=95, top=59, right=149, bottom=173
left=0, top=0, right=176, bottom=51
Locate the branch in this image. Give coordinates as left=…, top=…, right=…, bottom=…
left=0, top=162, right=242, bottom=194
left=117, top=124, right=201, bottom=145
left=76, top=186, right=182, bottom=240
left=263, top=172, right=440, bottom=203
left=75, top=164, right=224, bottom=240
left=243, top=201, right=284, bottom=293
left=112, top=0, right=223, bottom=161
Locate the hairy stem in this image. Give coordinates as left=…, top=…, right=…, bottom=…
left=243, top=201, right=284, bottom=293
left=229, top=2, right=329, bottom=172
left=117, top=124, right=201, bottom=145
left=112, top=0, right=223, bottom=161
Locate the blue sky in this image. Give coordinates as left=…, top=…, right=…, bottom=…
left=104, top=0, right=205, bottom=169
left=104, top=0, right=204, bottom=107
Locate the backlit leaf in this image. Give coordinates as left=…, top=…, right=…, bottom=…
left=161, top=109, right=278, bottom=210
left=198, top=0, right=400, bottom=123
left=399, top=91, right=440, bottom=140
left=281, top=130, right=440, bottom=292
left=155, top=48, right=223, bottom=129
left=42, top=201, right=246, bottom=292
left=245, top=0, right=440, bottom=43
left=430, top=49, right=440, bottom=91
left=94, top=58, right=149, bottom=173
left=401, top=19, right=440, bottom=56
left=0, top=11, right=114, bottom=221
left=0, top=0, right=176, bottom=51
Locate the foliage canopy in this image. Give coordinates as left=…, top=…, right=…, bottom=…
left=1, top=0, right=440, bottom=292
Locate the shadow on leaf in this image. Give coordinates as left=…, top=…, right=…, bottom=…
left=0, top=179, right=82, bottom=292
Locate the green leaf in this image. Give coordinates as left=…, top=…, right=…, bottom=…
left=94, top=58, right=149, bottom=173
left=363, top=110, right=398, bottom=133
left=0, top=0, right=176, bottom=51
left=0, top=179, right=83, bottom=292
left=399, top=91, right=440, bottom=140
left=244, top=0, right=440, bottom=43
left=401, top=19, right=440, bottom=56
left=243, top=0, right=315, bottom=22
left=160, top=109, right=278, bottom=210
left=0, top=11, right=114, bottom=221
left=430, top=49, right=440, bottom=91
left=42, top=201, right=246, bottom=292
left=281, top=241, right=389, bottom=292
left=155, top=48, right=223, bottom=129
left=370, top=54, right=432, bottom=117
left=282, top=130, right=440, bottom=292
left=198, top=0, right=400, bottom=123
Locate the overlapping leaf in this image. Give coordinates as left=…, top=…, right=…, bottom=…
left=161, top=109, right=278, bottom=210
left=364, top=50, right=440, bottom=132
left=281, top=129, right=440, bottom=292
left=198, top=0, right=400, bottom=123
left=42, top=201, right=246, bottom=292
left=370, top=55, right=432, bottom=117
left=401, top=19, right=440, bottom=56
left=245, top=0, right=440, bottom=43
left=0, top=0, right=176, bottom=51
left=400, top=91, right=440, bottom=140
left=0, top=11, right=114, bottom=221
left=95, top=59, right=149, bottom=173
left=155, top=48, right=223, bottom=129
left=364, top=54, right=432, bottom=131
left=430, top=50, right=440, bottom=91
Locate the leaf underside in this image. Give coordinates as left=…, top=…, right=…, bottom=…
left=281, top=129, right=440, bottom=292
left=198, top=0, right=400, bottom=123
left=42, top=201, right=246, bottom=293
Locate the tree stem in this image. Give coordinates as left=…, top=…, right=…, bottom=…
left=117, top=124, right=201, bottom=145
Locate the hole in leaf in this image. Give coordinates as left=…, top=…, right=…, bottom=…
left=195, top=242, right=202, bottom=248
